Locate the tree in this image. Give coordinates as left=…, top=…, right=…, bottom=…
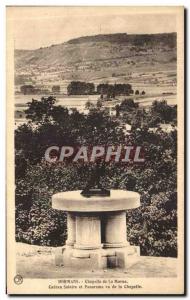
left=115, top=104, right=120, bottom=117
left=25, top=96, right=57, bottom=123
left=151, top=100, right=177, bottom=124
left=52, top=85, right=60, bottom=93
left=135, top=90, right=140, bottom=95
left=96, top=99, right=102, bottom=108
left=131, top=108, right=145, bottom=129
left=67, top=81, right=95, bottom=95
left=85, top=101, right=94, bottom=110
left=97, top=83, right=133, bottom=96
left=15, top=97, right=177, bottom=257
left=20, top=85, right=35, bottom=95
left=119, top=99, right=138, bottom=111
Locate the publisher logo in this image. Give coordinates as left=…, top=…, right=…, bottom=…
left=14, top=274, right=23, bottom=285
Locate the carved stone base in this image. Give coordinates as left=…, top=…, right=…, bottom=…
left=55, top=245, right=140, bottom=271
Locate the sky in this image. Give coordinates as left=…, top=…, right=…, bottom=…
left=7, top=6, right=177, bottom=50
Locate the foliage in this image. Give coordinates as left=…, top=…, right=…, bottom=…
left=15, top=97, right=177, bottom=257
left=119, top=98, right=139, bottom=111
left=117, top=98, right=177, bottom=129
left=85, top=101, right=95, bottom=109
left=97, top=83, right=133, bottom=98
left=67, top=81, right=95, bottom=95
left=20, top=85, right=35, bottom=95
left=52, top=85, right=60, bottom=93
left=151, top=100, right=177, bottom=124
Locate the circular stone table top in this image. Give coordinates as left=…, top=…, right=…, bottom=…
left=52, top=190, right=140, bottom=212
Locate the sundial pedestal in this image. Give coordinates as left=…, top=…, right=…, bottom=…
left=52, top=190, right=140, bottom=271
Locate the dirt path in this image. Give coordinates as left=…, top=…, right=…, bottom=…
left=16, top=243, right=177, bottom=279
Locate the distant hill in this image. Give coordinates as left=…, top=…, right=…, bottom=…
left=67, top=32, right=176, bottom=46
left=15, top=32, right=177, bottom=82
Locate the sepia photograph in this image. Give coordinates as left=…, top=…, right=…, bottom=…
left=6, top=6, right=184, bottom=295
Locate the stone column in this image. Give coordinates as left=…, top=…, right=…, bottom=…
left=103, top=211, right=129, bottom=248
left=65, top=213, right=76, bottom=247
left=75, top=213, right=102, bottom=250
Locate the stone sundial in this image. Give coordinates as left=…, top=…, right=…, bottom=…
left=52, top=163, right=141, bottom=271
left=80, top=161, right=110, bottom=197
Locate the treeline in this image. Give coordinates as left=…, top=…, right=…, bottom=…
left=67, top=81, right=133, bottom=97
left=67, top=81, right=95, bottom=95
left=15, top=96, right=177, bottom=256
left=20, top=85, right=49, bottom=95
left=97, top=83, right=133, bottom=98
left=20, top=84, right=59, bottom=95
left=117, top=99, right=177, bottom=128
left=67, top=32, right=176, bottom=49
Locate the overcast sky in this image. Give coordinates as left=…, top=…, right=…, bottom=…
left=7, top=6, right=177, bottom=50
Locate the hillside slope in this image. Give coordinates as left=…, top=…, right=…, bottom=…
left=15, top=33, right=177, bottom=82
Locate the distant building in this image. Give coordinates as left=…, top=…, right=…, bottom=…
left=125, top=123, right=132, bottom=132
left=83, top=109, right=89, bottom=115
left=149, top=123, right=176, bottom=133
left=118, top=123, right=131, bottom=135
left=159, top=123, right=176, bottom=132
left=103, top=101, right=119, bottom=117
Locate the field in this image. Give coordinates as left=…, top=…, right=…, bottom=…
left=14, top=33, right=177, bottom=127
